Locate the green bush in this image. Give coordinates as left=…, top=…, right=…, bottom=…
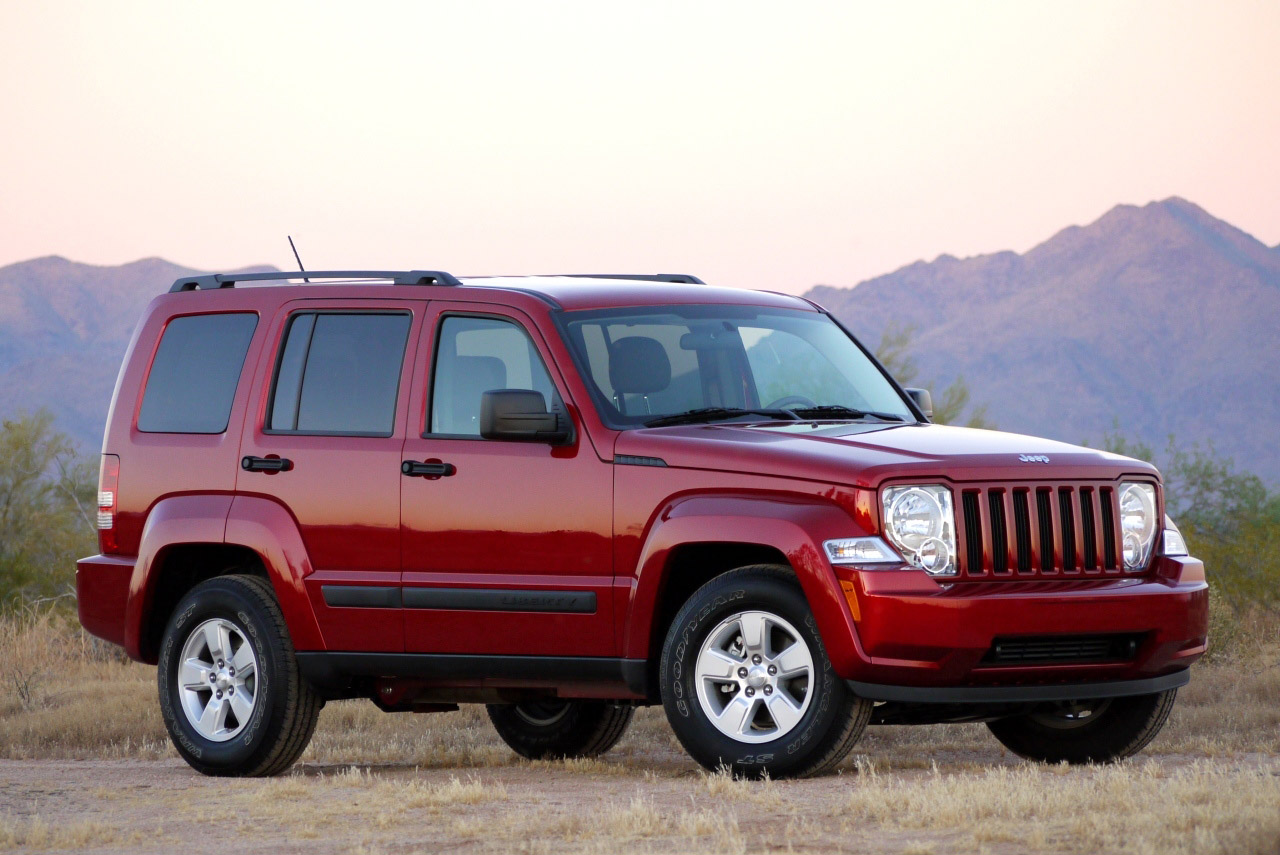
left=0, top=411, right=97, bottom=605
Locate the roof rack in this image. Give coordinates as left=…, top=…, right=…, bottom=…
left=558, top=274, right=706, bottom=284
left=169, top=270, right=462, bottom=293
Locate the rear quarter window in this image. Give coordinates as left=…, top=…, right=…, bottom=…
left=137, top=313, right=258, bottom=434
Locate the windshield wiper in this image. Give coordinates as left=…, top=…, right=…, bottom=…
left=643, top=407, right=801, bottom=428
left=789, top=405, right=906, bottom=422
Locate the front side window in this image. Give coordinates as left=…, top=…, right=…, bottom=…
left=429, top=316, right=559, bottom=436
left=559, top=306, right=913, bottom=428
left=138, top=313, right=258, bottom=434
left=268, top=312, right=411, bottom=436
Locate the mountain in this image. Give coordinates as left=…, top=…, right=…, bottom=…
left=807, top=197, right=1280, bottom=484
left=0, top=257, right=275, bottom=451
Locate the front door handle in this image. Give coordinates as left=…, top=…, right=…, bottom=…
left=401, top=460, right=456, bottom=478
left=242, top=456, right=292, bottom=472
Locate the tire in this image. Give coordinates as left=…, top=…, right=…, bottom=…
left=986, top=689, right=1177, bottom=764
left=157, top=574, right=322, bottom=777
left=486, top=700, right=635, bottom=760
left=659, top=565, right=872, bottom=779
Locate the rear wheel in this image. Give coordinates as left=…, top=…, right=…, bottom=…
left=660, top=565, right=872, bottom=778
left=986, top=689, right=1177, bottom=763
left=157, top=574, right=321, bottom=776
left=486, top=700, right=634, bottom=760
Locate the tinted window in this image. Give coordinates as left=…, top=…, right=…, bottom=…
left=430, top=316, right=559, bottom=436
left=268, top=312, right=411, bottom=435
left=138, top=313, right=258, bottom=434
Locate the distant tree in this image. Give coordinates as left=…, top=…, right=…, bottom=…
left=0, top=411, right=96, bottom=603
left=874, top=324, right=994, bottom=428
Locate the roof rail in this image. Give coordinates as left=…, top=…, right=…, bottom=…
left=169, top=270, right=463, bottom=293
left=559, top=273, right=706, bottom=285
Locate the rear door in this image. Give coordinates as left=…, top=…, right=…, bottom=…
left=238, top=298, right=424, bottom=652
left=400, top=302, right=615, bottom=656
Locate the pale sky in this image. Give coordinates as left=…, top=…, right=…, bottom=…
left=2, top=1, right=1277, bottom=293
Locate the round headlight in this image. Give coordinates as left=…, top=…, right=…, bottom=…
left=888, top=488, right=944, bottom=550
left=882, top=485, right=957, bottom=576
left=1118, top=482, right=1158, bottom=570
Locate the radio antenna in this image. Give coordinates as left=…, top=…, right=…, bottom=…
left=287, top=236, right=310, bottom=283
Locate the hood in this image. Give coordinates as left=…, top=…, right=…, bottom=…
left=612, top=421, right=1158, bottom=488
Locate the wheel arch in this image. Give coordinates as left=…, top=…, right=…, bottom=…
left=624, top=493, right=871, bottom=692
left=124, top=493, right=323, bottom=663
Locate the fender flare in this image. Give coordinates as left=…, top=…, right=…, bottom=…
left=124, top=494, right=233, bottom=661
left=623, top=493, right=872, bottom=676
left=224, top=495, right=324, bottom=652
left=122, top=494, right=323, bottom=662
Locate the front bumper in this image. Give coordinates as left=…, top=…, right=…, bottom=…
left=835, top=555, right=1208, bottom=689
left=850, top=669, right=1189, bottom=703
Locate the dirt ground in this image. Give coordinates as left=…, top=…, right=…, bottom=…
left=2, top=611, right=1279, bottom=854
left=3, top=706, right=1279, bottom=855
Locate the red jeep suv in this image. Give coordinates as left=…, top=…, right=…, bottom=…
left=76, top=270, right=1207, bottom=778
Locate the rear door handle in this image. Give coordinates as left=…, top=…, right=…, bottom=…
left=401, top=461, right=456, bottom=477
left=241, top=456, right=292, bottom=472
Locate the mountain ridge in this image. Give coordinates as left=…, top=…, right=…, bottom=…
left=0, top=256, right=277, bottom=449
left=807, top=197, right=1280, bottom=483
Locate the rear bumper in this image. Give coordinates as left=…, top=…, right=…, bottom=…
left=76, top=553, right=135, bottom=649
left=835, top=555, right=1208, bottom=689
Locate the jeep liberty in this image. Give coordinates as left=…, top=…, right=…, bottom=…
left=76, top=270, right=1207, bottom=778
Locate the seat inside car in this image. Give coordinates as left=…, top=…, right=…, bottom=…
left=608, top=336, right=670, bottom=415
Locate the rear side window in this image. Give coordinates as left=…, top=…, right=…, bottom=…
left=138, top=313, right=258, bottom=434
left=268, top=312, right=411, bottom=436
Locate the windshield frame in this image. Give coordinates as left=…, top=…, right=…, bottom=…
left=552, top=303, right=924, bottom=431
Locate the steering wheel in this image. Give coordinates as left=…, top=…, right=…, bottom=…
left=765, top=395, right=817, bottom=410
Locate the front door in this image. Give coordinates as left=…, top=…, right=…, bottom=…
left=400, top=303, right=614, bottom=656
left=238, top=299, right=423, bottom=652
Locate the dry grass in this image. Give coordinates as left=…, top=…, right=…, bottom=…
left=838, top=760, right=1280, bottom=855
left=1, top=607, right=1278, bottom=854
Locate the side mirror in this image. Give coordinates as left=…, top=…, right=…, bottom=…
left=905, top=387, right=933, bottom=419
left=480, top=390, right=571, bottom=444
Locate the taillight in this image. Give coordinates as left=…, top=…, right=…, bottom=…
left=98, top=454, right=120, bottom=554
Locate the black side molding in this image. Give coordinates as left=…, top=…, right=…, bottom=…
left=321, top=585, right=402, bottom=609
left=296, top=652, right=649, bottom=698
left=402, top=588, right=596, bottom=614
left=848, top=669, right=1191, bottom=704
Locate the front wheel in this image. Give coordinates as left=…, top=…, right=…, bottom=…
left=660, top=565, right=872, bottom=778
left=157, top=574, right=321, bottom=776
left=986, top=689, right=1177, bottom=764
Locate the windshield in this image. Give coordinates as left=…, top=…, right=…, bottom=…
left=558, top=305, right=915, bottom=428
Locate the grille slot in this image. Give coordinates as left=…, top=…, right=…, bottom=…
left=962, top=491, right=983, bottom=576
left=1012, top=490, right=1032, bottom=573
left=953, top=482, right=1141, bottom=580
left=988, top=491, right=1008, bottom=575
left=1100, top=488, right=1118, bottom=569
left=1036, top=489, right=1054, bottom=573
left=1059, top=488, right=1077, bottom=572
left=1081, top=489, right=1099, bottom=570
left=982, top=633, right=1144, bottom=665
